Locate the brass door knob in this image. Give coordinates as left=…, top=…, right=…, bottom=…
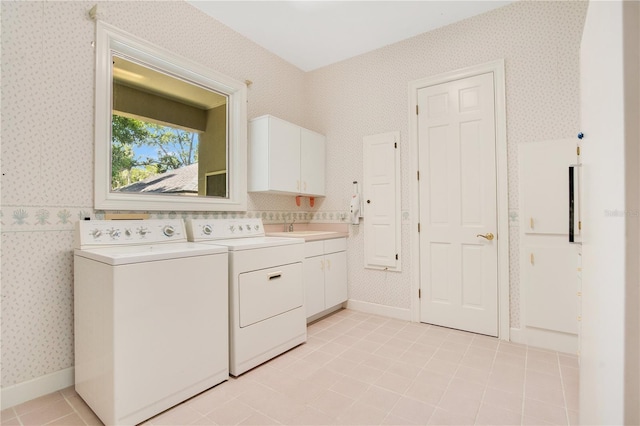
left=476, top=233, right=495, bottom=241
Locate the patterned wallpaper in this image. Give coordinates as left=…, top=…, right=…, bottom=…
left=1, top=0, right=587, bottom=389
left=305, top=0, right=587, bottom=326
left=0, top=0, right=318, bottom=388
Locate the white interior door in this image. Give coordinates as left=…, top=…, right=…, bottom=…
left=418, top=72, right=498, bottom=336
left=363, top=132, right=401, bottom=270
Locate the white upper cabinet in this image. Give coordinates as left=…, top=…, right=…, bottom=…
left=519, top=138, right=578, bottom=235
left=300, top=128, right=326, bottom=196
left=248, top=115, right=326, bottom=197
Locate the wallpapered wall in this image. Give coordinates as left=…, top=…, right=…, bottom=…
left=1, top=0, right=588, bottom=390
left=0, top=0, right=314, bottom=388
left=305, top=0, right=587, bottom=326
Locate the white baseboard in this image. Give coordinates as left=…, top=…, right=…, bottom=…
left=1, top=367, right=74, bottom=410
left=346, top=299, right=411, bottom=321
left=510, top=326, right=578, bottom=355
left=510, top=327, right=525, bottom=344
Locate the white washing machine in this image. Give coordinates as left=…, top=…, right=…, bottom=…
left=74, top=219, right=228, bottom=426
left=186, top=218, right=306, bottom=376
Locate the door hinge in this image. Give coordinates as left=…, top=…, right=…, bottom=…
left=578, top=221, right=582, bottom=230
left=394, top=142, right=397, bottom=149
left=577, top=146, right=581, bottom=156
left=416, top=105, right=419, bottom=115
left=395, top=253, right=399, bottom=260
left=418, top=223, right=421, bottom=232
left=417, top=170, right=420, bottom=180
left=418, top=288, right=421, bottom=298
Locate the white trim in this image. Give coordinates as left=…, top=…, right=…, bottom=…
left=408, top=59, right=510, bottom=340
left=1, top=367, right=74, bottom=410
left=511, top=327, right=578, bottom=355
left=94, top=21, right=247, bottom=212
left=346, top=299, right=411, bottom=321
left=509, top=327, right=525, bottom=345
left=307, top=304, right=344, bottom=324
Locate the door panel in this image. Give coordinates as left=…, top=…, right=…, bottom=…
left=418, top=72, right=498, bottom=336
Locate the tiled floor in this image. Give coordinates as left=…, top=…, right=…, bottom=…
left=1, top=309, right=579, bottom=425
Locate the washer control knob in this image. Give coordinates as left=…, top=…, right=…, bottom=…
left=90, top=229, right=102, bottom=239
left=107, top=228, right=120, bottom=239
left=138, top=227, right=149, bottom=237
left=124, top=228, right=132, bottom=237
left=202, top=224, right=213, bottom=235
left=229, top=225, right=236, bottom=232
left=163, top=225, right=175, bottom=237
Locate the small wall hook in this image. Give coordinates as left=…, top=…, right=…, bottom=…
left=577, top=132, right=584, bottom=139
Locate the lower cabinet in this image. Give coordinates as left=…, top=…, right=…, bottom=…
left=303, top=238, right=347, bottom=318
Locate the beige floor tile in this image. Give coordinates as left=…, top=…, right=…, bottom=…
left=149, top=403, right=203, bottom=426
left=523, top=397, right=569, bottom=425
left=342, top=362, right=385, bottom=384
left=446, top=377, right=486, bottom=400
left=374, top=371, right=413, bottom=394
left=330, top=375, right=370, bottom=400
left=427, top=407, right=476, bottom=425
left=238, top=412, right=281, bottom=425
left=525, top=369, right=564, bottom=391
left=432, top=347, right=465, bottom=363
left=288, top=406, right=335, bottom=425
left=308, top=389, right=355, bottom=417
left=303, top=366, right=344, bottom=390
left=47, top=412, right=87, bottom=426
left=476, top=402, right=523, bottom=425
left=525, top=382, right=566, bottom=407
left=360, top=353, right=395, bottom=371
left=357, top=385, right=401, bottom=412
left=1, top=407, right=17, bottom=421
left=437, top=388, right=482, bottom=419
left=424, top=356, right=459, bottom=376
left=387, top=361, right=422, bottom=380
left=528, top=348, right=559, bottom=364
left=19, top=399, right=73, bottom=425
left=482, top=387, right=524, bottom=413
left=188, top=416, right=217, bottom=425
left=6, top=309, right=580, bottom=426
left=404, top=381, right=447, bottom=406
left=454, top=364, right=492, bottom=384
left=14, top=392, right=64, bottom=416
left=1, top=416, right=22, bottom=426
left=527, top=358, right=561, bottom=375
left=389, top=395, right=436, bottom=424
left=335, top=400, right=388, bottom=425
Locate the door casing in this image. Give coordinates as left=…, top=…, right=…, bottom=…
left=408, top=59, right=510, bottom=339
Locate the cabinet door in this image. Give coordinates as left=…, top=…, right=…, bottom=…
left=304, top=256, right=325, bottom=318
left=324, top=250, right=348, bottom=309
left=269, top=117, right=300, bottom=193
left=520, top=139, right=577, bottom=234
left=524, top=246, right=578, bottom=334
left=300, top=129, right=326, bottom=196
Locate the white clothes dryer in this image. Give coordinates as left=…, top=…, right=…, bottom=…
left=186, top=218, right=306, bottom=376
left=74, top=219, right=228, bottom=426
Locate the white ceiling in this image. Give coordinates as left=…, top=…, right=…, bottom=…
left=187, top=1, right=515, bottom=71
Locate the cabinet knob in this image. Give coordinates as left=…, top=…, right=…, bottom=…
left=367, top=200, right=371, bottom=204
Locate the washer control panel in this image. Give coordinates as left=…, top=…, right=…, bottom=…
left=186, top=218, right=264, bottom=241
left=75, top=219, right=187, bottom=248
